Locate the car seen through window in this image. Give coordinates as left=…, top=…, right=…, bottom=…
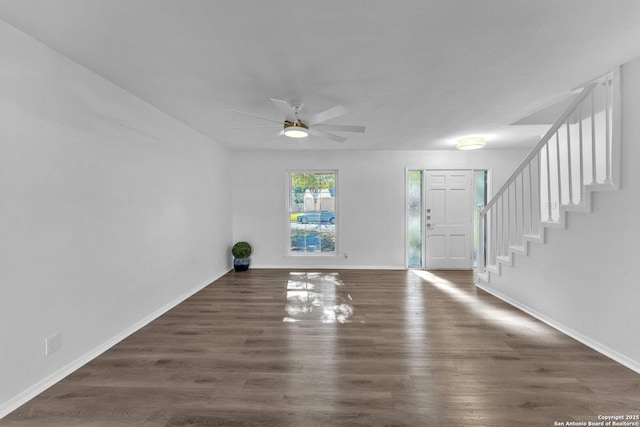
left=296, top=211, right=335, bottom=224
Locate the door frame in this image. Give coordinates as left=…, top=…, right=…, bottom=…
left=405, top=168, right=492, bottom=269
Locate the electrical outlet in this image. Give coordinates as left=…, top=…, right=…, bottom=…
left=45, top=333, right=61, bottom=356
left=344, top=252, right=349, bottom=259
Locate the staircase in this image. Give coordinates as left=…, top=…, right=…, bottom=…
left=477, top=68, right=621, bottom=283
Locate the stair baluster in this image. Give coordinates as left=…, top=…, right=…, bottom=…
left=477, top=70, right=619, bottom=283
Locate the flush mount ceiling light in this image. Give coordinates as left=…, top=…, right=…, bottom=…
left=283, top=120, right=309, bottom=138
left=457, top=136, right=486, bottom=150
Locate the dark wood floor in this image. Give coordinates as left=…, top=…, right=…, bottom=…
left=3, top=269, right=639, bottom=426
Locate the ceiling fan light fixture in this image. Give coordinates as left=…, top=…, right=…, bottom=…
left=283, top=121, right=309, bottom=138
left=457, top=137, right=486, bottom=150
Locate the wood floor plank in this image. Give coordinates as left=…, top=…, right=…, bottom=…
left=2, top=269, right=639, bottom=426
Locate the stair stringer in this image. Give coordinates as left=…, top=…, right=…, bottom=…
left=478, top=181, right=616, bottom=284
left=477, top=68, right=620, bottom=286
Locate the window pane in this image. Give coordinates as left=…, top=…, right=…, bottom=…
left=407, top=170, right=422, bottom=268
left=289, top=172, right=336, bottom=254
left=473, top=170, right=487, bottom=268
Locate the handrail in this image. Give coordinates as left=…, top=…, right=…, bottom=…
left=478, top=69, right=617, bottom=278
left=480, top=81, right=598, bottom=216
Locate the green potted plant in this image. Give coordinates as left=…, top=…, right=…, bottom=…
left=232, top=241, right=252, bottom=272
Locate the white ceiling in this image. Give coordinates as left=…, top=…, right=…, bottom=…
left=1, top=0, right=639, bottom=151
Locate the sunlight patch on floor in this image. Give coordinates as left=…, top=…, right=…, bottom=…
left=283, top=272, right=362, bottom=324
left=410, top=270, right=553, bottom=337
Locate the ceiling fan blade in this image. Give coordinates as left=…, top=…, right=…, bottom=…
left=264, top=129, right=285, bottom=141
left=309, top=128, right=347, bottom=143
left=258, top=129, right=285, bottom=143
left=270, top=98, right=296, bottom=121
left=314, top=123, right=365, bottom=133
left=228, top=125, right=281, bottom=129
left=307, top=105, right=348, bottom=125
left=229, top=109, right=282, bottom=124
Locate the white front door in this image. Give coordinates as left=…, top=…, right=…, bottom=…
left=424, top=170, right=473, bottom=269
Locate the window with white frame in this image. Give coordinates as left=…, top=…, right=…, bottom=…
left=288, top=171, right=337, bottom=255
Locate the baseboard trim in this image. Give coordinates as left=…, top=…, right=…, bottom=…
left=475, top=282, right=640, bottom=375
left=251, top=264, right=405, bottom=270
left=0, top=269, right=231, bottom=420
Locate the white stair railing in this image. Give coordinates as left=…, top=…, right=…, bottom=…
left=478, top=69, right=620, bottom=280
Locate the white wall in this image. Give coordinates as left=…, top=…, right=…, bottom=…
left=0, top=21, right=232, bottom=415
left=232, top=149, right=526, bottom=269
left=479, top=58, right=640, bottom=372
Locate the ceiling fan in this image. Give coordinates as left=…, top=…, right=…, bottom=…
left=231, top=98, right=365, bottom=142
